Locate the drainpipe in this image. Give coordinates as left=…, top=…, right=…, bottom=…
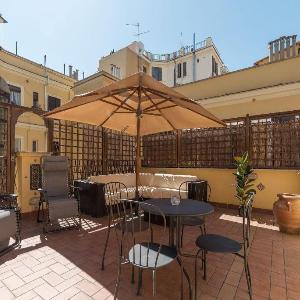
left=43, top=55, right=48, bottom=112
left=192, top=33, right=196, bottom=82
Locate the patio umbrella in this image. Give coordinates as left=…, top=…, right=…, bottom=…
left=44, top=72, right=225, bottom=198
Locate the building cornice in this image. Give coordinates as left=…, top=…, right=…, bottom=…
left=0, top=58, right=73, bottom=90
left=199, top=81, right=300, bottom=108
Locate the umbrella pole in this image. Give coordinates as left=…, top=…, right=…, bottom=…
left=135, top=114, right=141, bottom=201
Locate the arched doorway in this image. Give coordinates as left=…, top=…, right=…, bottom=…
left=15, top=112, right=48, bottom=153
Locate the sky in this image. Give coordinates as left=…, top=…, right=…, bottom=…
left=0, top=0, right=299, bottom=78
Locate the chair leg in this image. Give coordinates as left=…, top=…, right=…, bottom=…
left=114, top=255, right=122, bottom=300
left=131, top=265, right=135, bottom=284
left=152, top=270, right=157, bottom=300
left=245, top=259, right=252, bottom=299
left=194, top=249, right=201, bottom=300
left=136, top=268, right=143, bottom=296
left=203, top=223, right=206, bottom=235
left=180, top=224, right=184, bottom=247
left=177, top=256, right=192, bottom=300
left=203, top=250, right=207, bottom=280
left=101, top=218, right=111, bottom=270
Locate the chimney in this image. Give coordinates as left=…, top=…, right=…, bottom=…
left=73, top=69, right=79, bottom=80
left=68, top=65, right=73, bottom=77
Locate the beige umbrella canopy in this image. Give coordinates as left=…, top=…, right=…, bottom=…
left=44, top=72, right=225, bottom=197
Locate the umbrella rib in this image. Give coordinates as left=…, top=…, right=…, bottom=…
left=144, top=88, right=226, bottom=127
left=146, top=104, right=177, bottom=112
left=98, top=88, right=138, bottom=127
left=143, top=99, right=171, bottom=112
left=142, top=88, right=176, bottom=131
left=95, top=98, right=133, bottom=112
left=111, top=95, right=136, bottom=111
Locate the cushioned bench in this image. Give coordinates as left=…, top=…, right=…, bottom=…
left=89, top=173, right=198, bottom=201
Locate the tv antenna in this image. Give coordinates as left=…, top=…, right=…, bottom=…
left=126, top=22, right=150, bottom=42
left=126, top=23, right=150, bottom=72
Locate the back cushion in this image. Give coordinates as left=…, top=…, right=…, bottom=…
left=42, top=156, right=69, bottom=197
left=151, top=173, right=198, bottom=189
left=90, top=173, right=136, bottom=188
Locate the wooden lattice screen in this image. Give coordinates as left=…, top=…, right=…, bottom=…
left=53, top=120, right=136, bottom=182
left=250, top=113, right=300, bottom=168
left=52, top=111, right=300, bottom=178
left=141, top=111, right=300, bottom=169
left=0, top=106, right=8, bottom=192
left=142, top=131, right=177, bottom=168
left=106, top=130, right=136, bottom=174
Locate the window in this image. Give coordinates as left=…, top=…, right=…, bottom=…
left=9, top=85, right=21, bottom=105
left=152, top=67, right=162, bottom=81
left=183, top=62, right=187, bottom=77
left=110, top=64, right=120, bottom=78
left=48, top=96, right=61, bottom=111
left=33, top=92, right=39, bottom=108
left=177, top=63, right=182, bottom=78
left=32, top=140, right=38, bottom=152
left=212, top=56, right=218, bottom=76
left=15, top=137, right=22, bottom=152
left=143, top=66, right=147, bottom=73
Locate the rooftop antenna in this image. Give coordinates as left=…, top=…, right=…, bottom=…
left=180, top=32, right=183, bottom=48
left=126, top=22, right=150, bottom=72
left=126, top=22, right=150, bottom=42
left=0, top=14, right=8, bottom=23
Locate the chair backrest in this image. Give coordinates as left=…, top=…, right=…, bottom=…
left=112, top=199, right=168, bottom=269
left=41, top=156, right=69, bottom=198
left=104, top=182, right=128, bottom=207
left=241, top=193, right=255, bottom=249
left=179, top=180, right=211, bottom=201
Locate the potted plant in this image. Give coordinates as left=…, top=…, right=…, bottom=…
left=233, top=152, right=256, bottom=215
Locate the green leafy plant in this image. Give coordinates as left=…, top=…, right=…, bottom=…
left=233, top=152, right=256, bottom=207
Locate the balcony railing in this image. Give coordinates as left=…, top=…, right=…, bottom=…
left=142, top=38, right=210, bottom=62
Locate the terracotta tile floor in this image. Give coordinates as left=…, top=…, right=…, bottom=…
left=0, top=207, right=299, bottom=300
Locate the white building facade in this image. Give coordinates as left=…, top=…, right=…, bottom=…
left=99, top=36, right=228, bottom=87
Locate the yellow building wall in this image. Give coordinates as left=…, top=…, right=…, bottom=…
left=142, top=168, right=300, bottom=210
left=74, top=72, right=116, bottom=95
left=204, top=94, right=300, bottom=120
left=15, top=152, right=50, bottom=213
left=0, top=49, right=75, bottom=152
left=99, top=46, right=150, bottom=79
left=175, top=56, right=300, bottom=101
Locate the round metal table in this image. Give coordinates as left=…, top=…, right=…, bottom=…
left=143, top=198, right=214, bottom=249
left=142, top=198, right=214, bottom=299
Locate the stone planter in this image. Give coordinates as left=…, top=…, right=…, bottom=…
left=273, top=193, right=300, bottom=234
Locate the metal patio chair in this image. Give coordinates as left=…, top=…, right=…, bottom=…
left=194, top=193, right=255, bottom=299
left=37, top=156, right=81, bottom=233
left=179, top=180, right=211, bottom=246
left=101, top=181, right=128, bottom=271
left=113, top=199, right=186, bottom=300
left=0, top=194, right=21, bottom=256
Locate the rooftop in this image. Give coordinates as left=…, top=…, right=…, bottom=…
left=1, top=208, right=299, bottom=299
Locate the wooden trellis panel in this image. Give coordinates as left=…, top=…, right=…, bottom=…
left=53, top=120, right=103, bottom=181
left=0, top=106, right=8, bottom=192
left=106, top=130, right=136, bottom=174
left=179, top=119, right=246, bottom=168
left=142, top=131, right=177, bottom=168
left=250, top=113, right=300, bottom=169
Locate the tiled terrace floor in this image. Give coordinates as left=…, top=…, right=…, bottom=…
left=0, top=207, right=300, bottom=300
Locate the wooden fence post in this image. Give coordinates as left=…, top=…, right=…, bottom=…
left=102, top=128, right=108, bottom=175
left=176, top=130, right=181, bottom=168
left=245, top=114, right=251, bottom=158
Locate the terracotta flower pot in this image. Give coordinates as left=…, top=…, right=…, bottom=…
left=273, top=193, right=300, bottom=234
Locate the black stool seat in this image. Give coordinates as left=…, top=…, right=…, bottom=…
left=196, top=234, right=242, bottom=253
left=181, top=216, right=205, bottom=226
left=129, top=242, right=177, bottom=269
